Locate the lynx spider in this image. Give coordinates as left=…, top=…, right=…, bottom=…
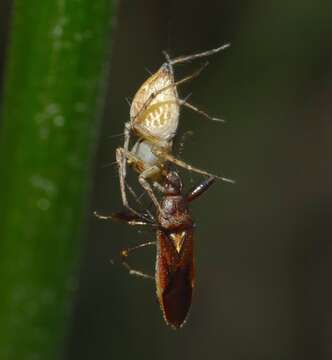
left=116, top=44, right=233, bottom=217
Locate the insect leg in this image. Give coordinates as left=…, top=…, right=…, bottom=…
left=170, top=62, right=209, bottom=89
left=121, top=241, right=156, bottom=280
left=152, top=181, right=165, bottom=194
left=116, top=147, right=145, bottom=217
left=153, top=147, right=235, bottom=184
left=117, top=147, right=165, bottom=216
left=167, top=43, right=230, bottom=66
left=94, top=211, right=155, bottom=226
left=138, top=166, right=164, bottom=215
left=178, top=99, right=225, bottom=123
left=121, top=123, right=133, bottom=192
left=120, top=122, right=131, bottom=186
left=126, top=182, right=154, bottom=220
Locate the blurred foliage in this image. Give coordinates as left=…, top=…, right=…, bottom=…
left=0, top=0, right=114, bottom=359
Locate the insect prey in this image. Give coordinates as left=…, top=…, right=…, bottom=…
left=95, top=171, right=216, bottom=329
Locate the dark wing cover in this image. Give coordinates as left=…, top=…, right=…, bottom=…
left=156, top=230, right=194, bottom=329
left=161, top=264, right=193, bottom=328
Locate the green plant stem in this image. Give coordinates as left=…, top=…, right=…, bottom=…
left=0, top=1, right=114, bottom=359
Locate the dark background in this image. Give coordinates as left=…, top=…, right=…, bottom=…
left=2, top=1, right=332, bottom=359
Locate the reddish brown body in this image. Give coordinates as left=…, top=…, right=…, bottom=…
left=155, top=188, right=195, bottom=328
left=153, top=172, right=215, bottom=328
left=96, top=171, right=215, bottom=329
left=156, top=228, right=194, bottom=328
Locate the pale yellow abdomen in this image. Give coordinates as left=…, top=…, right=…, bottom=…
left=130, top=64, right=180, bottom=142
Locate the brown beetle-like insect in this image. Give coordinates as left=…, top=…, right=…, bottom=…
left=95, top=171, right=216, bottom=328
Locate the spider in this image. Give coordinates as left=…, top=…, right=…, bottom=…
left=116, top=44, right=233, bottom=217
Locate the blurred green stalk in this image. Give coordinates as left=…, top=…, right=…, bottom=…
left=0, top=1, right=114, bottom=359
